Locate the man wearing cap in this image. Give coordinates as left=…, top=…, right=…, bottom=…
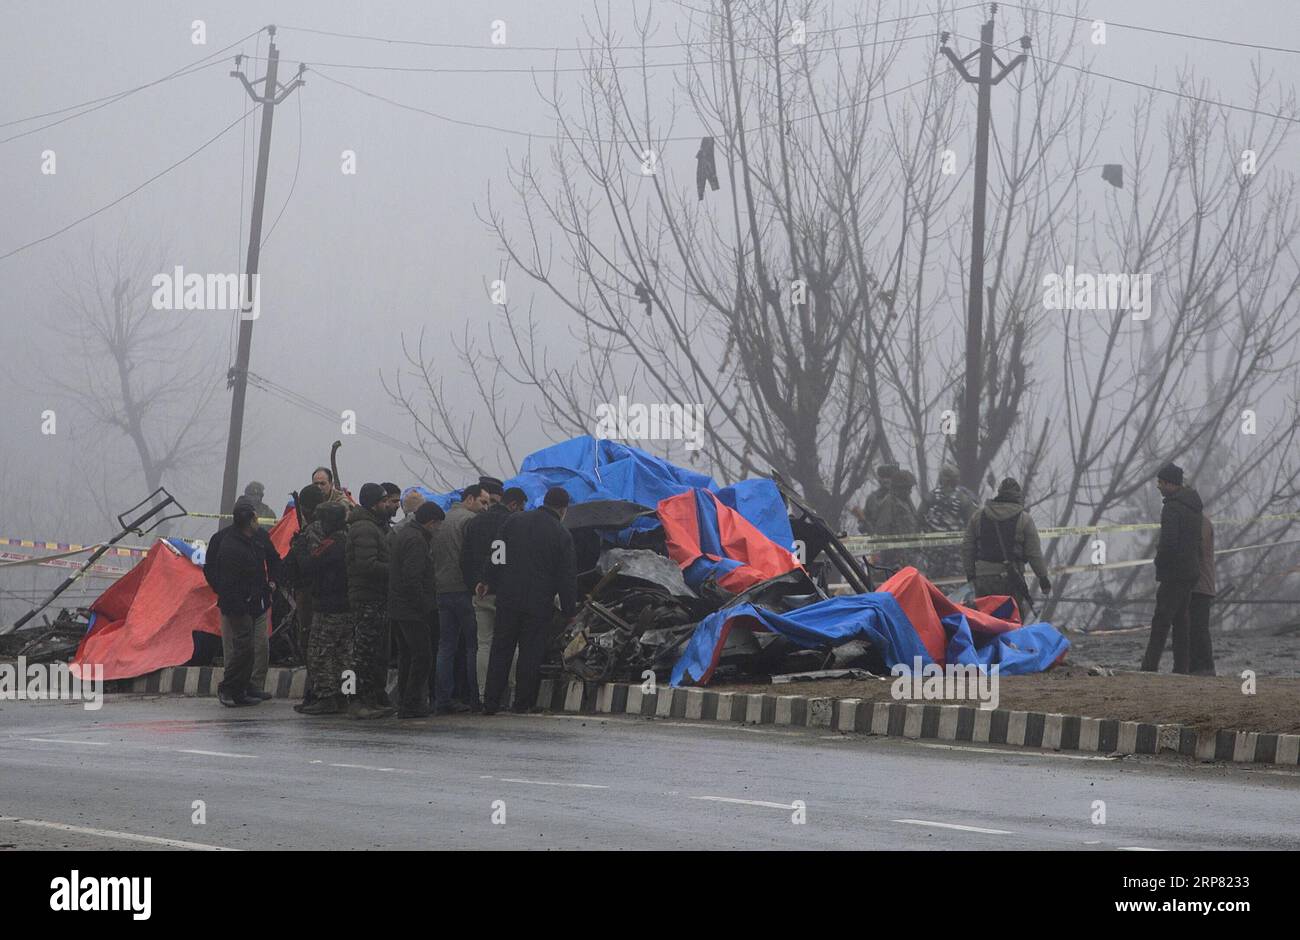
left=212, top=497, right=282, bottom=707
left=919, top=464, right=980, bottom=577
left=478, top=487, right=578, bottom=714
left=389, top=501, right=444, bottom=718
left=962, top=477, right=1051, bottom=622
left=431, top=483, right=490, bottom=713
left=344, top=482, right=397, bottom=719
left=297, top=500, right=352, bottom=715
left=287, top=483, right=326, bottom=710
left=463, top=485, right=527, bottom=704
left=1142, top=462, right=1203, bottom=673
left=243, top=481, right=276, bottom=522
left=850, top=463, right=898, bottom=534
left=872, top=469, right=920, bottom=570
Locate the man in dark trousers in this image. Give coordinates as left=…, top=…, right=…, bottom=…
left=212, top=498, right=282, bottom=707
left=478, top=487, right=577, bottom=715
left=388, top=501, right=443, bottom=718
left=463, top=485, right=526, bottom=704
left=962, top=477, right=1050, bottom=623
left=1142, top=462, right=1204, bottom=672
left=1188, top=514, right=1218, bottom=676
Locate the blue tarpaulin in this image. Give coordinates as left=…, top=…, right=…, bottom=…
left=404, top=436, right=794, bottom=548
left=670, top=592, right=1070, bottom=686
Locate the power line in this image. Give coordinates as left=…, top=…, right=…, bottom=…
left=0, top=105, right=257, bottom=262
left=1002, top=3, right=1300, bottom=56
left=259, top=90, right=303, bottom=250
left=312, top=65, right=942, bottom=144
left=248, top=30, right=936, bottom=77
left=0, top=61, right=229, bottom=145
left=947, top=30, right=1300, bottom=126
left=241, top=370, right=461, bottom=472
left=0, top=27, right=266, bottom=136
left=277, top=6, right=982, bottom=54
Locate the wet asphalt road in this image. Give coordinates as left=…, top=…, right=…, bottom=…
left=1, top=695, right=1298, bottom=851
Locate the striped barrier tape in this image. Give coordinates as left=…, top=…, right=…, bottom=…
left=840, top=510, right=1300, bottom=553
left=0, top=537, right=149, bottom=558
left=0, top=551, right=126, bottom=578
left=910, top=536, right=1300, bottom=588
left=186, top=511, right=280, bottom=525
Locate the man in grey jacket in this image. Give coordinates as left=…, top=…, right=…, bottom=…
left=962, top=477, right=1050, bottom=622
left=430, top=483, right=489, bottom=713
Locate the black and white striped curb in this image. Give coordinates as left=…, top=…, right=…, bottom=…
left=106, top=665, right=310, bottom=700
left=102, top=667, right=1300, bottom=767
left=535, top=678, right=1300, bottom=767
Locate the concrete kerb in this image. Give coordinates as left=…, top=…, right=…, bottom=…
left=101, top=668, right=1300, bottom=768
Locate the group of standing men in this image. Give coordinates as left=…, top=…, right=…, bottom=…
left=204, top=466, right=578, bottom=717
left=852, top=458, right=1217, bottom=675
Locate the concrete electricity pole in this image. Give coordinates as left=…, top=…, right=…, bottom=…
left=940, top=5, right=1028, bottom=491
left=218, top=25, right=305, bottom=519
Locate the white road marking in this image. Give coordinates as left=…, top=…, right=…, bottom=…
left=0, top=815, right=238, bottom=851
left=21, top=738, right=110, bottom=746
left=175, top=749, right=257, bottom=759
left=1118, top=846, right=1163, bottom=851
left=691, top=796, right=794, bottom=810
left=916, top=742, right=1117, bottom=761
left=329, top=762, right=396, bottom=772
left=895, top=818, right=1014, bottom=835
left=479, top=774, right=608, bottom=789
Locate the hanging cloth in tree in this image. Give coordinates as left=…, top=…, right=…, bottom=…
left=696, top=136, right=719, bottom=200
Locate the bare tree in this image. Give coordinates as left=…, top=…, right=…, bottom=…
left=42, top=237, right=223, bottom=524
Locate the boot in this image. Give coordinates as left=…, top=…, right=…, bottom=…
left=347, top=700, right=396, bottom=720
left=299, top=695, right=344, bottom=716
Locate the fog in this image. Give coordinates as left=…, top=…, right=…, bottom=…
left=2, top=0, right=1298, bottom=626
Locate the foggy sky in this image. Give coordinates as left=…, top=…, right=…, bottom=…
left=2, top=0, right=1297, bottom=593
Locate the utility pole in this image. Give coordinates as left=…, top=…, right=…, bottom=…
left=940, top=5, right=1028, bottom=492
left=219, top=25, right=305, bottom=519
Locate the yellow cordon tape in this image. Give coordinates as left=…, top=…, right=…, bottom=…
left=186, top=512, right=280, bottom=525
left=898, top=537, right=1300, bottom=588
left=0, top=537, right=148, bottom=558
left=841, top=510, right=1300, bottom=553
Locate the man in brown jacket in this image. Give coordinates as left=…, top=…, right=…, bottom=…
left=1187, top=515, right=1218, bottom=676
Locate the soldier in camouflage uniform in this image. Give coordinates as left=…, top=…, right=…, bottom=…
left=871, top=469, right=919, bottom=571
left=288, top=484, right=327, bottom=711
left=297, top=501, right=352, bottom=715
left=918, top=464, right=980, bottom=579
left=345, top=483, right=397, bottom=719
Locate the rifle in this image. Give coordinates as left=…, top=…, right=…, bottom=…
left=988, top=507, right=1037, bottom=621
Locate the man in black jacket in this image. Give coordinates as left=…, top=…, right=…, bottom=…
left=212, top=498, right=282, bottom=707
left=1141, top=462, right=1203, bottom=673
left=389, top=502, right=443, bottom=718
left=298, top=501, right=352, bottom=715
left=478, top=487, right=577, bottom=714
left=463, top=485, right=526, bottom=703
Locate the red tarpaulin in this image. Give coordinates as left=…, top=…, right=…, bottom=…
left=877, top=566, right=1026, bottom=664
left=72, top=509, right=299, bottom=681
